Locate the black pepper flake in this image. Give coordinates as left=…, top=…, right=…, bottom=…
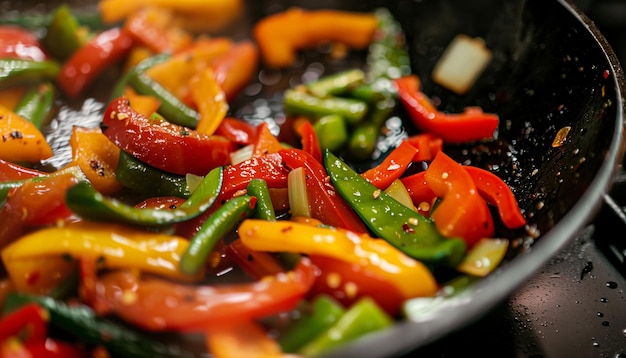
left=10, top=131, right=23, bottom=139
left=247, top=254, right=254, bottom=262
left=99, top=122, right=109, bottom=131
left=169, top=204, right=177, bottom=209
left=181, top=128, right=189, bottom=136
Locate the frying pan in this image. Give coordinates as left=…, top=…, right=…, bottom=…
left=1, top=0, right=625, bottom=356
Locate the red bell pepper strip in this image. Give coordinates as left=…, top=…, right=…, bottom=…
left=404, top=133, right=443, bottom=162
left=294, top=119, right=323, bottom=164
left=58, top=27, right=134, bottom=99
left=19, top=339, right=87, bottom=358
left=424, top=151, right=494, bottom=246
left=399, top=171, right=437, bottom=217
left=224, top=239, right=286, bottom=280
left=220, top=152, right=290, bottom=201
left=93, top=258, right=316, bottom=332
left=360, top=141, right=418, bottom=190
left=101, top=97, right=234, bottom=176
left=394, top=75, right=499, bottom=143
left=0, top=159, right=44, bottom=181
left=279, top=148, right=367, bottom=233
left=215, top=117, right=257, bottom=145
left=464, top=166, right=527, bottom=229
left=0, top=26, right=48, bottom=61
left=308, top=254, right=405, bottom=316
left=0, top=303, right=48, bottom=346
left=210, top=40, right=259, bottom=102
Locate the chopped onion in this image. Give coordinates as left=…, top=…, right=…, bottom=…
left=456, top=238, right=509, bottom=277
left=229, top=144, right=254, bottom=165
left=432, top=34, right=493, bottom=95
left=288, top=167, right=311, bottom=218
left=185, top=173, right=204, bottom=194
left=384, top=179, right=416, bottom=211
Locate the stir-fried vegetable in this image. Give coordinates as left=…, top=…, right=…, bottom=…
left=0, top=2, right=529, bottom=357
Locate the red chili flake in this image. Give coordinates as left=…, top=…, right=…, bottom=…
left=402, top=223, right=415, bottom=234
left=26, top=271, right=41, bottom=286
left=281, top=225, right=293, bottom=233
left=603, top=69, right=610, bottom=79
left=248, top=196, right=258, bottom=210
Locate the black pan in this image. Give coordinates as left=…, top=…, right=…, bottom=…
left=2, top=0, right=625, bottom=357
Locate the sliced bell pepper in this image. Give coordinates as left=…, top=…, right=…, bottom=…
left=101, top=97, right=233, bottom=176
left=92, top=258, right=316, bottom=331
left=279, top=148, right=368, bottom=233
left=399, top=171, right=437, bottom=217
left=224, top=239, right=285, bottom=280
left=189, top=67, right=228, bottom=135
left=404, top=133, right=443, bottom=162
left=209, top=40, right=259, bottom=102
left=215, top=117, right=257, bottom=145
left=58, top=27, right=134, bottom=99
left=294, top=118, right=323, bottom=164
left=0, top=104, right=53, bottom=163
left=123, top=86, right=161, bottom=117
left=13, top=82, right=55, bottom=130
left=0, top=303, right=48, bottom=346
left=252, top=122, right=283, bottom=157
left=68, top=126, right=123, bottom=195
left=324, top=150, right=466, bottom=266
left=0, top=86, right=27, bottom=110
left=253, top=8, right=378, bottom=68
left=238, top=219, right=438, bottom=299
left=0, top=26, right=48, bottom=61
left=394, top=74, right=499, bottom=143
left=1, top=221, right=198, bottom=282
left=220, top=152, right=289, bottom=201
left=424, top=151, right=495, bottom=246
left=463, top=166, right=526, bottom=229
left=205, top=320, right=284, bottom=358
left=360, top=141, right=418, bottom=190
left=0, top=58, right=60, bottom=90
left=123, top=6, right=192, bottom=54
left=0, top=159, right=44, bottom=181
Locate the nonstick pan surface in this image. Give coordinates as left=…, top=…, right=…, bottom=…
left=1, top=0, right=625, bottom=357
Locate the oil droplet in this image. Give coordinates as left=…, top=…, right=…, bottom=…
left=606, top=281, right=618, bottom=289
left=597, top=312, right=604, bottom=317
left=580, top=261, right=593, bottom=280
left=602, top=321, right=610, bottom=327
left=593, top=342, right=600, bottom=348
left=600, top=297, right=608, bottom=303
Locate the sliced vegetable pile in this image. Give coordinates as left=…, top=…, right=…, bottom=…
left=0, top=2, right=530, bottom=357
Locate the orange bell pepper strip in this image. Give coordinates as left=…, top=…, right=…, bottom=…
left=206, top=320, right=285, bottom=358
left=253, top=8, right=378, bottom=68
left=68, top=126, right=123, bottom=195
left=424, top=151, right=495, bottom=246
left=238, top=219, right=438, bottom=299
left=0, top=86, right=26, bottom=110
left=144, top=37, right=233, bottom=105
left=123, top=6, right=192, bottom=54
left=403, top=133, right=443, bottom=162
left=360, top=141, right=418, bottom=190
left=0, top=105, right=52, bottom=163
left=122, top=86, right=161, bottom=117
left=190, top=67, right=228, bottom=135
left=252, top=122, right=283, bottom=157
left=210, top=40, right=259, bottom=102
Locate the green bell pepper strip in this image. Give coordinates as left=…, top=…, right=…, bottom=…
left=110, top=53, right=170, bottom=100
left=2, top=293, right=192, bottom=358
left=246, top=178, right=276, bottom=221
left=40, top=4, right=85, bottom=61
left=65, top=166, right=223, bottom=226
left=0, top=59, right=60, bottom=89
left=127, top=67, right=200, bottom=128
left=180, top=195, right=257, bottom=275
left=13, top=82, right=55, bottom=129
left=305, top=68, right=365, bottom=98
left=298, top=297, right=393, bottom=356
left=284, top=89, right=368, bottom=125
left=279, top=295, right=346, bottom=353
left=115, top=150, right=191, bottom=198
left=324, top=149, right=466, bottom=266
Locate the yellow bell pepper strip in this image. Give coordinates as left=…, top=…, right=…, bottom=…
left=101, top=97, right=234, bottom=176
left=98, top=0, right=242, bottom=32
left=91, top=258, right=316, bottom=332
left=0, top=104, right=52, bottom=163
left=424, top=151, right=495, bottom=247
left=68, top=126, right=123, bottom=196
left=238, top=219, right=438, bottom=299
left=205, top=320, right=285, bottom=358
left=1, top=221, right=197, bottom=282
left=2, top=256, right=76, bottom=296
left=253, top=8, right=378, bottom=68
left=190, top=67, right=228, bottom=135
